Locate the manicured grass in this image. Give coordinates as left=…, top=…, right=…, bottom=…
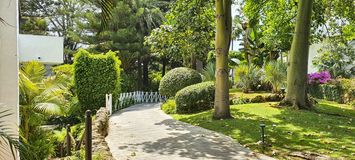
left=172, top=101, right=355, bottom=159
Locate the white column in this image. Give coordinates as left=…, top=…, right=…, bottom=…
left=0, top=0, right=19, bottom=159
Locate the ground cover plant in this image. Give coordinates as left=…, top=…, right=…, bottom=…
left=229, top=89, right=271, bottom=99
left=171, top=100, right=355, bottom=159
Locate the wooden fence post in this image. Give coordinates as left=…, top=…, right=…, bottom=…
left=85, top=110, right=92, bottom=160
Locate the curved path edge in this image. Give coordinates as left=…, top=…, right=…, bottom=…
left=106, top=103, right=275, bottom=160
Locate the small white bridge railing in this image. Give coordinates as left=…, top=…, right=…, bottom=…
left=106, top=91, right=167, bottom=115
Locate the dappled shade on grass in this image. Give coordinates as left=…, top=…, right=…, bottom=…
left=172, top=101, right=355, bottom=159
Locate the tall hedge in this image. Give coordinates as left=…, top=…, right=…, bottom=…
left=74, top=49, right=121, bottom=111
left=159, top=67, right=202, bottom=97
left=308, top=78, right=354, bottom=104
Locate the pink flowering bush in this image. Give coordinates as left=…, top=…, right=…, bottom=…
left=308, top=71, right=331, bottom=84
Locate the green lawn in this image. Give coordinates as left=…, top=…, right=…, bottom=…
left=172, top=101, right=355, bottom=159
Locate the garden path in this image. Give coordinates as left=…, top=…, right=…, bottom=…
left=106, top=103, right=274, bottom=160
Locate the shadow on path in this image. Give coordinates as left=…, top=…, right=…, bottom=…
left=106, top=103, right=273, bottom=160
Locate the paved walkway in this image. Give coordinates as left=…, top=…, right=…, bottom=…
left=106, top=103, right=274, bottom=160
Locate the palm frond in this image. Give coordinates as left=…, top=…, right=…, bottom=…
left=33, top=84, right=67, bottom=115
left=202, top=62, right=216, bottom=81
left=33, top=103, right=62, bottom=115
left=99, top=0, right=114, bottom=29
left=19, top=71, right=40, bottom=105
left=20, top=61, right=46, bottom=83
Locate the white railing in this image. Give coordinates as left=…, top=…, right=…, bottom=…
left=106, top=91, right=167, bottom=115
left=106, top=94, right=113, bottom=115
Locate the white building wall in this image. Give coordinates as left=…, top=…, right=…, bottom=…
left=0, top=0, right=19, bottom=159
left=308, top=43, right=324, bottom=73
left=19, top=34, right=64, bottom=64
left=308, top=41, right=355, bottom=74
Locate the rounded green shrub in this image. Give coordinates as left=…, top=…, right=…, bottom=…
left=159, top=67, right=202, bottom=97
left=175, top=81, right=215, bottom=114
left=74, top=49, right=121, bottom=111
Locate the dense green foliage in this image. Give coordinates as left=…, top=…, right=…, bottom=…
left=23, top=128, right=55, bottom=160
left=264, top=61, right=287, bottom=93
left=146, top=0, right=215, bottom=68
left=175, top=81, right=215, bottom=114
left=149, top=72, right=163, bottom=91
left=309, top=78, right=354, bottom=105
left=74, top=49, right=121, bottom=111
left=19, top=61, right=69, bottom=159
left=241, top=0, right=354, bottom=55
left=173, top=101, right=355, bottom=159
left=313, top=39, right=355, bottom=78
left=159, top=67, right=202, bottom=97
left=161, top=99, right=176, bottom=114
left=82, top=0, right=167, bottom=91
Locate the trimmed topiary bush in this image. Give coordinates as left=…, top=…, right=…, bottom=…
left=74, top=49, right=121, bottom=111
left=175, top=81, right=215, bottom=114
left=159, top=67, right=202, bottom=97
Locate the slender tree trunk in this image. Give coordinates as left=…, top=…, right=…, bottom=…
left=213, top=0, right=232, bottom=119
left=162, top=58, right=166, bottom=76
left=142, top=58, right=149, bottom=90
left=137, top=58, right=143, bottom=90
left=191, top=53, right=197, bottom=70
left=243, top=24, right=251, bottom=67
left=283, top=0, right=313, bottom=109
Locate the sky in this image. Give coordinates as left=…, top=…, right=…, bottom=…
left=230, top=4, right=242, bottom=51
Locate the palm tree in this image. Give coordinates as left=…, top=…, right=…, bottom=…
left=132, top=0, right=165, bottom=88
left=264, top=61, right=287, bottom=93
left=19, top=61, right=67, bottom=140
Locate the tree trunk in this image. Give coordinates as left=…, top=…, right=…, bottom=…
left=283, top=0, right=313, bottom=109
left=213, top=0, right=232, bottom=119
left=142, top=58, right=149, bottom=91
left=243, top=24, right=251, bottom=67
left=137, top=58, right=143, bottom=90
left=191, top=53, right=197, bottom=70
left=162, top=58, right=166, bottom=76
